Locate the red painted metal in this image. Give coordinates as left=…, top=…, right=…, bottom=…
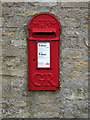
left=28, top=13, right=61, bottom=90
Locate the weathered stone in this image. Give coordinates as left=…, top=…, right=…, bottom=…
left=0, top=18, right=2, bottom=27
left=11, top=39, right=27, bottom=47
left=0, top=2, right=2, bottom=17
left=14, top=101, right=26, bottom=107
left=2, top=2, right=88, bottom=119
left=74, top=60, right=88, bottom=67
left=33, top=112, right=59, bottom=118
left=2, top=28, right=18, bottom=36
left=62, top=49, right=83, bottom=59
left=32, top=2, right=57, bottom=7
left=2, top=46, right=26, bottom=57
left=2, top=28, right=28, bottom=43
left=2, top=2, right=25, bottom=7
left=5, top=57, right=20, bottom=67
left=2, top=68, right=26, bottom=77
left=14, top=109, right=30, bottom=118
left=51, top=5, right=88, bottom=19
left=65, top=92, right=86, bottom=100
left=16, top=11, right=38, bottom=17
left=83, top=23, right=88, bottom=28
left=69, top=71, right=85, bottom=78
left=61, top=2, right=88, bottom=8
left=84, top=39, right=89, bottom=47
left=2, top=17, right=27, bottom=28
left=2, top=7, right=14, bottom=17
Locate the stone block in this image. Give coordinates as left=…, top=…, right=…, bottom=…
left=0, top=2, right=2, bottom=17
left=62, top=49, right=83, bottom=60
left=2, top=67, right=26, bottom=77
left=2, top=46, right=26, bottom=57
left=61, top=2, right=88, bottom=8
left=2, top=2, right=25, bottom=7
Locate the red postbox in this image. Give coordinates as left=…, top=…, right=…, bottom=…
left=28, top=13, right=61, bottom=90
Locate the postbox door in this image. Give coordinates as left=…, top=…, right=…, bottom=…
left=28, top=40, right=59, bottom=90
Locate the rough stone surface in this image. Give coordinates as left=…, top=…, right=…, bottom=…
left=1, top=2, right=88, bottom=119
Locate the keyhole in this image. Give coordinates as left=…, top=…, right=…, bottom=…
left=33, top=59, right=35, bottom=61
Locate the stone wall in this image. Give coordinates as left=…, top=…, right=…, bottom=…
left=1, top=2, right=89, bottom=118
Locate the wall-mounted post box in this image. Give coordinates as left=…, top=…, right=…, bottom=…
left=28, top=13, right=61, bottom=90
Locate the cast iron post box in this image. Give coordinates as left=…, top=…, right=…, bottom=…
left=28, top=13, right=61, bottom=90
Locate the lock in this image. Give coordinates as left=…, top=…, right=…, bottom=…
left=27, top=13, right=61, bottom=90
